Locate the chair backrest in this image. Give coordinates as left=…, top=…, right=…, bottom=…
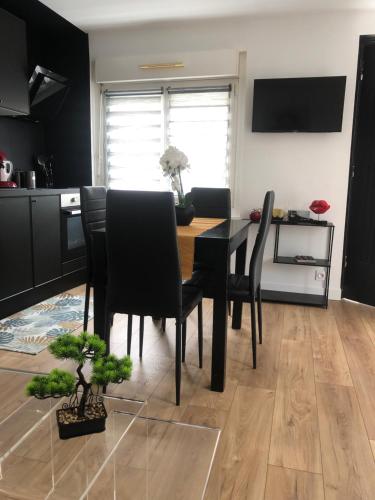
left=106, top=190, right=182, bottom=318
left=190, top=187, right=231, bottom=219
left=249, top=191, right=275, bottom=293
left=80, top=186, right=107, bottom=277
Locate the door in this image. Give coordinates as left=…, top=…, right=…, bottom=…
left=343, top=37, right=375, bottom=305
left=31, top=196, right=61, bottom=286
left=0, top=197, right=33, bottom=301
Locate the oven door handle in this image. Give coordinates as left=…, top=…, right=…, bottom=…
left=62, top=208, right=81, bottom=215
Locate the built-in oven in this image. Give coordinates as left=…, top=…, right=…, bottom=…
left=60, top=193, right=86, bottom=275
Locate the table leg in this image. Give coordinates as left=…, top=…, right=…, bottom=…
left=232, top=238, right=247, bottom=329
left=210, top=244, right=230, bottom=392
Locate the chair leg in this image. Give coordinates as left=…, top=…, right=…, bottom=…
left=198, top=301, right=203, bottom=369
left=104, top=309, right=112, bottom=356
left=250, top=299, right=257, bottom=369
left=103, top=307, right=112, bottom=395
left=175, top=319, right=182, bottom=406
left=83, top=283, right=90, bottom=331
left=139, top=316, right=144, bottom=358
left=182, top=321, right=187, bottom=363
left=127, top=315, right=133, bottom=356
left=228, top=301, right=232, bottom=316
left=257, top=286, right=263, bottom=345
left=161, top=317, right=166, bottom=333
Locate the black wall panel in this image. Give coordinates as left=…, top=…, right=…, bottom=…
left=0, top=0, right=92, bottom=187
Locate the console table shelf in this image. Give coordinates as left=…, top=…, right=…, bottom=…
left=273, top=256, right=331, bottom=267
left=261, top=289, right=327, bottom=308
left=267, top=220, right=334, bottom=308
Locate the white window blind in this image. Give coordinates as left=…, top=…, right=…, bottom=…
left=104, top=84, right=232, bottom=192
left=105, top=90, right=164, bottom=190
left=167, top=86, right=231, bottom=192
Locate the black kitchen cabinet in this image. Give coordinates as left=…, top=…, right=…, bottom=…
left=31, top=195, right=61, bottom=286
left=0, top=8, right=29, bottom=116
left=0, top=197, right=33, bottom=300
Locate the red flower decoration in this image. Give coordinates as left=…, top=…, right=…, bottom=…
left=309, top=200, right=330, bottom=215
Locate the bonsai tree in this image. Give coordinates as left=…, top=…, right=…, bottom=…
left=26, top=332, right=132, bottom=418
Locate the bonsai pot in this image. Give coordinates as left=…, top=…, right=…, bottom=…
left=56, top=401, right=107, bottom=440
left=175, top=204, right=195, bottom=226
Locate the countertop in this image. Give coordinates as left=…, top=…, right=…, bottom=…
left=0, top=188, right=81, bottom=198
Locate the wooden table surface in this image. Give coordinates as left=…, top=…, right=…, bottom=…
left=177, top=217, right=225, bottom=279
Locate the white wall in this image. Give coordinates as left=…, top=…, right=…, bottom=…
left=89, top=10, right=375, bottom=299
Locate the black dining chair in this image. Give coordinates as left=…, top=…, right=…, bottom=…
left=228, top=190, right=274, bottom=369
left=80, top=186, right=107, bottom=331
left=187, top=186, right=232, bottom=316
left=104, top=190, right=203, bottom=405
left=190, top=187, right=231, bottom=218
left=160, top=187, right=231, bottom=333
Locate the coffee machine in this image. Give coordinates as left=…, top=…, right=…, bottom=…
left=0, top=151, right=16, bottom=188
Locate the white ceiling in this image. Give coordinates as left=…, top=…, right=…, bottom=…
left=41, top=0, right=375, bottom=31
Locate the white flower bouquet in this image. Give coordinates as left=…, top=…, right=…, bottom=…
left=160, top=146, right=190, bottom=206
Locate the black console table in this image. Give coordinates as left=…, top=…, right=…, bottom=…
left=262, top=220, right=335, bottom=308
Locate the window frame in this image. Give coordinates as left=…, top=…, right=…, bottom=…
left=101, top=77, right=238, bottom=198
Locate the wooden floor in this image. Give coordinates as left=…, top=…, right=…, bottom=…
left=1, top=285, right=375, bottom=499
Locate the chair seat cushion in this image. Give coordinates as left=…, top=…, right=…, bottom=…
left=182, top=285, right=203, bottom=320
left=184, top=270, right=210, bottom=288
left=228, top=274, right=252, bottom=302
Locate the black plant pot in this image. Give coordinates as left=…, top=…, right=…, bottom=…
left=175, top=204, right=195, bottom=226
left=56, top=402, right=107, bottom=439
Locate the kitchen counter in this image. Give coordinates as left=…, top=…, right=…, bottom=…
left=0, top=187, right=81, bottom=197
left=0, top=186, right=86, bottom=318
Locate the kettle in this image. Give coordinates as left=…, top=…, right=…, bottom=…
left=0, top=160, right=13, bottom=182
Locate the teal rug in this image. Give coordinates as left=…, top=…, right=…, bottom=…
left=0, top=293, right=93, bottom=355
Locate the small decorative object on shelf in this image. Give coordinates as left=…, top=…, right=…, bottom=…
left=26, top=332, right=132, bottom=439
left=272, top=208, right=285, bottom=221
left=250, top=208, right=262, bottom=222
left=160, top=145, right=195, bottom=225
left=294, top=255, right=316, bottom=264
left=309, top=199, right=330, bottom=222
left=288, top=210, right=311, bottom=223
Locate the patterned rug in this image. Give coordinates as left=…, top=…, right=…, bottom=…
left=0, top=293, right=92, bottom=355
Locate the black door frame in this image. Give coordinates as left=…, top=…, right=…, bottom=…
left=341, top=34, right=375, bottom=297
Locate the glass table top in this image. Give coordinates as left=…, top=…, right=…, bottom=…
left=0, top=369, right=220, bottom=500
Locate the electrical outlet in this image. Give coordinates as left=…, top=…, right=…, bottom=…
left=315, top=270, right=326, bottom=281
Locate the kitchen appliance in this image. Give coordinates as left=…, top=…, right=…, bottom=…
left=0, top=151, right=17, bottom=188
left=60, top=193, right=86, bottom=275
left=26, top=170, right=36, bottom=189
left=15, top=170, right=36, bottom=189
left=29, top=66, right=69, bottom=121
left=0, top=181, right=17, bottom=188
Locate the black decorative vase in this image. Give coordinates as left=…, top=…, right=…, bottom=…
left=56, top=402, right=107, bottom=439
left=175, top=204, right=195, bottom=226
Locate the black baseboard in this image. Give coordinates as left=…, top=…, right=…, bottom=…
left=0, top=270, right=86, bottom=319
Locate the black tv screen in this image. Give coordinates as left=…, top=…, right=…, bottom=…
left=252, top=76, right=346, bottom=132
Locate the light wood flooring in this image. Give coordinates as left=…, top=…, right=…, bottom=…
left=1, top=285, right=375, bottom=499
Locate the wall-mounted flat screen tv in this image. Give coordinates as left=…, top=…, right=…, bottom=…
left=252, top=76, right=346, bottom=132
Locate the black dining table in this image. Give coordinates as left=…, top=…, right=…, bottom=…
left=91, top=218, right=251, bottom=392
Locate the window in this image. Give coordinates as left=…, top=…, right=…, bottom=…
left=104, top=83, right=233, bottom=192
